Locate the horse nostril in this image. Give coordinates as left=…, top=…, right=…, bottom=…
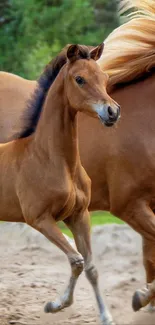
left=108, top=106, right=114, bottom=118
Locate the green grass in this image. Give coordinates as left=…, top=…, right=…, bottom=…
left=59, top=211, right=124, bottom=237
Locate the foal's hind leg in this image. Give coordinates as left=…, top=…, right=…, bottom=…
left=32, top=212, right=84, bottom=313
left=65, top=209, right=115, bottom=325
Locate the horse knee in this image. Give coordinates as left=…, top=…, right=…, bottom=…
left=85, top=264, right=99, bottom=285
left=68, top=253, right=84, bottom=277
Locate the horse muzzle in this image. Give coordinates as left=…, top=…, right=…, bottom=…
left=97, top=104, right=121, bottom=127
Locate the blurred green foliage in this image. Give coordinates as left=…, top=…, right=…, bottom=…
left=0, top=0, right=119, bottom=79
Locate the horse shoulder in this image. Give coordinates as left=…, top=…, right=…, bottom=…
left=73, top=164, right=91, bottom=214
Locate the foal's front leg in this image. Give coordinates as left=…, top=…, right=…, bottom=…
left=32, top=212, right=84, bottom=313
left=65, top=209, right=115, bottom=325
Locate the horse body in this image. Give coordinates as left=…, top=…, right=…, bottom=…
left=2, top=72, right=155, bottom=223
left=3, top=71, right=155, bottom=218
left=0, top=72, right=83, bottom=222
left=80, top=73, right=155, bottom=216
left=14, top=86, right=90, bottom=226
left=0, top=44, right=120, bottom=324
left=1, top=0, right=155, bottom=318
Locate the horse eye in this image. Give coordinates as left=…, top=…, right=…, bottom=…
left=75, top=76, right=86, bottom=86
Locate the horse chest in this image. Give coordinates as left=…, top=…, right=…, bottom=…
left=20, top=158, right=90, bottom=224
left=54, top=185, right=89, bottom=222
left=55, top=169, right=91, bottom=221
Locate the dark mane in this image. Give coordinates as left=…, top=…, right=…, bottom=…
left=19, top=50, right=67, bottom=139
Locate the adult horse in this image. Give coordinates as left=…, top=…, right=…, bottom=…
left=0, top=43, right=120, bottom=325
left=0, top=0, right=155, bottom=311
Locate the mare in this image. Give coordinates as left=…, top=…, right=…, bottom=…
left=1, top=0, right=155, bottom=315
left=0, top=43, right=120, bottom=325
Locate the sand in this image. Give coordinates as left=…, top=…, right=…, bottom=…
left=0, top=222, right=154, bottom=325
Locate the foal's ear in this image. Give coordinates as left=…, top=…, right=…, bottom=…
left=67, top=44, right=89, bottom=62
left=90, top=43, right=104, bottom=61
left=67, top=45, right=79, bottom=62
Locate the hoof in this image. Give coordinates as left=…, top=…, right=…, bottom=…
left=101, top=320, right=116, bottom=325
left=44, top=301, right=61, bottom=313
left=132, top=291, right=143, bottom=312
left=44, top=302, right=53, bottom=313
left=100, top=314, right=116, bottom=325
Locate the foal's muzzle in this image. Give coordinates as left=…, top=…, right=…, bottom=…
left=98, top=104, right=120, bottom=127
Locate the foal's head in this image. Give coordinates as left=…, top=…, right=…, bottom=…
left=65, top=44, right=120, bottom=126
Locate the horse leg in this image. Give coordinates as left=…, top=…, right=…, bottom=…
left=117, top=202, right=155, bottom=312
left=65, top=209, right=114, bottom=325
left=142, top=237, right=155, bottom=311
left=32, top=212, right=84, bottom=313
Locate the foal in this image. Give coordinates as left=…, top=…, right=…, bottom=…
left=1, top=44, right=119, bottom=324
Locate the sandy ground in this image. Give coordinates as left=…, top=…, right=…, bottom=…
left=0, top=223, right=155, bottom=325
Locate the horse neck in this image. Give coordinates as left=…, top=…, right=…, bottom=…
left=33, top=72, right=79, bottom=176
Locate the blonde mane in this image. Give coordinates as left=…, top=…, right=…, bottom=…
left=98, top=0, right=155, bottom=90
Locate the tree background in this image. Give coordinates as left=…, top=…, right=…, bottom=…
left=0, top=0, right=119, bottom=79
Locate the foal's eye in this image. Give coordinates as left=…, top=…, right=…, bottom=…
left=75, top=76, right=86, bottom=87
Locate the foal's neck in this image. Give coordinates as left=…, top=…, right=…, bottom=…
left=34, top=72, right=79, bottom=176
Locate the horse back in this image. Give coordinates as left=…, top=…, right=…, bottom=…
left=0, top=72, right=36, bottom=142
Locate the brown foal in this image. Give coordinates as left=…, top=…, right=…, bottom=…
left=2, top=0, right=155, bottom=315
left=0, top=44, right=119, bottom=325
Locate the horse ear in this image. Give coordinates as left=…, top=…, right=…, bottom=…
left=67, top=44, right=90, bottom=62
left=67, top=45, right=80, bottom=62
left=90, top=43, right=104, bottom=61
